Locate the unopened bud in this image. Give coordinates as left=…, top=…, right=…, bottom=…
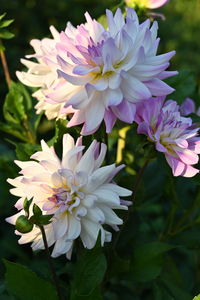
left=15, top=215, right=33, bottom=233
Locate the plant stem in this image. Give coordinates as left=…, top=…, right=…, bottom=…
left=132, top=158, right=150, bottom=203
left=22, top=117, right=36, bottom=144
left=39, top=225, right=63, bottom=300
left=0, top=40, right=11, bottom=88
left=113, top=158, right=150, bottom=249
left=159, top=177, right=179, bottom=241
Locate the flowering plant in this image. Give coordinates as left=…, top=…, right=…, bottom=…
left=1, top=2, right=200, bottom=300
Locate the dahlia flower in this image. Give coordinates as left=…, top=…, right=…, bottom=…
left=125, top=0, right=169, bottom=9
left=17, top=8, right=175, bottom=135
left=135, top=97, right=200, bottom=177
left=54, top=8, right=176, bottom=135
left=16, top=26, right=77, bottom=120
left=6, top=134, right=132, bottom=259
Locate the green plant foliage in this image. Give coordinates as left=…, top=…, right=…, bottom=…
left=14, top=142, right=40, bottom=160
left=70, top=247, right=107, bottom=298
left=0, top=81, right=41, bottom=143
left=0, top=13, right=14, bottom=42
left=130, top=242, right=176, bottom=282
left=48, top=119, right=69, bottom=146
left=30, top=204, right=53, bottom=226
left=4, top=260, right=58, bottom=300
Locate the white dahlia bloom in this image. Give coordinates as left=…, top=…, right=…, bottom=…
left=6, top=134, right=132, bottom=259
left=54, top=8, right=176, bottom=134
left=16, top=26, right=77, bottom=120
left=17, top=8, right=176, bottom=135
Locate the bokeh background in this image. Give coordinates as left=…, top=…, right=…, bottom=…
left=1, top=0, right=200, bottom=299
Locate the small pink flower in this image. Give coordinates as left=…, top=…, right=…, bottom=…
left=135, top=97, right=200, bottom=177
left=147, top=0, right=169, bottom=9
left=125, top=0, right=169, bottom=9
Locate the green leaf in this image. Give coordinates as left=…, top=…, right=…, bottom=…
left=36, top=215, right=54, bottom=226
left=3, top=82, right=31, bottom=124
left=15, top=142, right=40, bottom=161
left=33, top=204, right=42, bottom=216
left=71, top=287, right=103, bottom=300
left=48, top=119, right=68, bottom=146
left=108, top=253, right=130, bottom=278
left=4, top=85, right=25, bottom=124
left=31, top=204, right=53, bottom=226
left=0, top=122, right=28, bottom=142
left=193, top=295, right=200, bottom=300
left=157, top=255, right=193, bottom=299
left=161, top=271, right=192, bottom=300
left=23, top=198, right=33, bottom=217
left=172, top=226, right=200, bottom=249
left=0, top=31, right=14, bottom=39
left=4, top=260, right=58, bottom=300
left=0, top=19, right=14, bottom=29
left=30, top=214, right=53, bottom=226
left=0, top=13, right=6, bottom=21
left=71, top=247, right=107, bottom=297
left=130, top=242, right=175, bottom=282
left=1, top=81, right=39, bottom=143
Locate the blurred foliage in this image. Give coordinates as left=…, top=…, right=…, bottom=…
left=160, top=0, right=200, bottom=77
left=1, top=0, right=200, bottom=300
left=0, top=13, right=14, bottom=46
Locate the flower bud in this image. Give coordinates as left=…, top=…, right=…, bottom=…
left=15, top=215, right=33, bottom=233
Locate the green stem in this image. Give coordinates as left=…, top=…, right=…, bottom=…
left=113, top=157, right=150, bottom=249
left=0, top=40, right=11, bottom=88
left=22, top=117, right=36, bottom=144
left=39, top=225, right=63, bottom=300
left=132, top=158, right=150, bottom=203
left=159, top=177, right=179, bottom=241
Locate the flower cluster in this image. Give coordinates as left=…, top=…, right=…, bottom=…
left=6, top=134, right=132, bottom=258
left=7, top=7, right=200, bottom=260
left=17, top=8, right=176, bottom=135
left=135, top=97, right=200, bottom=177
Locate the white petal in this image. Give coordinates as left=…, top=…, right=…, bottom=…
left=67, top=215, right=81, bottom=240
left=85, top=164, right=116, bottom=192
left=94, top=187, right=120, bottom=206
left=53, top=214, right=68, bottom=240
